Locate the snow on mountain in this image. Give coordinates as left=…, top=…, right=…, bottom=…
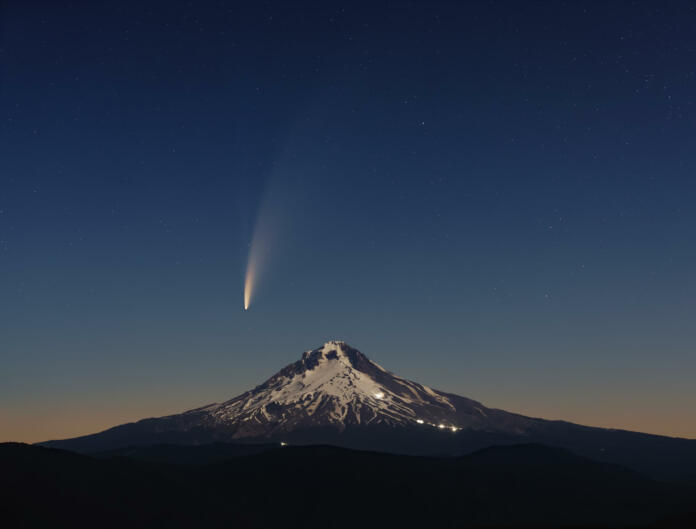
left=208, top=341, right=460, bottom=435
left=164, top=340, right=538, bottom=439
left=41, top=341, right=542, bottom=451
left=39, top=341, right=696, bottom=481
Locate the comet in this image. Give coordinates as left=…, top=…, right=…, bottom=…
left=241, top=145, right=305, bottom=311
left=243, top=259, right=254, bottom=310
left=243, top=234, right=263, bottom=310
left=243, top=234, right=261, bottom=311
left=242, top=199, right=273, bottom=311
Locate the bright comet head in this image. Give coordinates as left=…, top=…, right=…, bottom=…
left=243, top=227, right=266, bottom=311
left=243, top=256, right=255, bottom=310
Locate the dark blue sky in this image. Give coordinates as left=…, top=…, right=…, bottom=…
left=2, top=1, right=695, bottom=441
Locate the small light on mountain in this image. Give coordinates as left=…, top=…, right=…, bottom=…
left=438, top=424, right=445, bottom=429
left=416, top=419, right=424, bottom=424
left=280, top=442, right=287, bottom=446
left=450, top=426, right=458, bottom=432
left=374, top=392, right=384, bottom=399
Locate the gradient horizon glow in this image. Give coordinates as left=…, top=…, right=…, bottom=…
left=2, top=1, right=695, bottom=443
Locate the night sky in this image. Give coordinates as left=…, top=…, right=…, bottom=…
left=2, top=1, right=695, bottom=442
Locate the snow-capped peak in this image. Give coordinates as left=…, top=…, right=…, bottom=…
left=198, top=341, right=480, bottom=438
left=298, top=340, right=388, bottom=374
left=301, top=340, right=351, bottom=363
left=320, top=340, right=347, bottom=350
left=41, top=341, right=543, bottom=451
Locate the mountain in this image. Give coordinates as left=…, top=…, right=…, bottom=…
left=191, top=340, right=541, bottom=435
left=40, top=340, right=696, bottom=479
left=4, top=442, right=695, bottom=529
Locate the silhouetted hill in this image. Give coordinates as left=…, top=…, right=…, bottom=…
left=95, top=440, right=278, bottom=464
left=2, top=442, right=694, bottom=528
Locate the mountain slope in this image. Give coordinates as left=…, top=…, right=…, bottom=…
left=206, top=340, right=540, bottom=436
left=40, top=340, right=696, bottom=479
left=41, top=341, right=539, bottom=448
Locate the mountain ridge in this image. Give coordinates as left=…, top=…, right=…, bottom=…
left=39, top=340, right=696, bottom=480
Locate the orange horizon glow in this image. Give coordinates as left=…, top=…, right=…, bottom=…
left=5, top=399, right=696, bottom=444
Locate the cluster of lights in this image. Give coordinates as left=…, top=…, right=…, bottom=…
left=416, top=419, right=459, bottom=432
left=369, top=391, right=458, bottom=432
